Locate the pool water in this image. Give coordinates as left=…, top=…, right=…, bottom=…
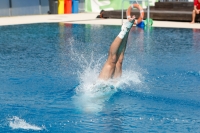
left=0, top=23, right=200, bottom=132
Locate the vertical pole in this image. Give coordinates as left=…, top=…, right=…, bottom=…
left=122, top=0, right=124, bottom=24
left=147, top=0, right=150, bottom=26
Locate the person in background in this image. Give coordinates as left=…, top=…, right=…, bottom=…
left=96, top=10, right=108, bottom=19
left=191, top=0, right=200, bottom=23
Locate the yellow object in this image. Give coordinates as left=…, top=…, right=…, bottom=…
left=58, top=0, right=64, bottom=14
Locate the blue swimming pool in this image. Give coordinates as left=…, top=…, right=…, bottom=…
left=0, top=23, right=200, bottom=132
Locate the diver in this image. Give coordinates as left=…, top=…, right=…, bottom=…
left=98, top=17, right=136, bottom=80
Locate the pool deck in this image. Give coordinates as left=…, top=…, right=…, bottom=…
left=0, top=13, right=199, bottom=29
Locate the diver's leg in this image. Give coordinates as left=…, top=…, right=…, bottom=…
left=112, top=32, right=129, bottom=78
left=98, top=20, right=134, bottom=80
left=98, top=37, right=122, bottom=80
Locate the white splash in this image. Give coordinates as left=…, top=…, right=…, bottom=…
left=8, top=116, right=45, bottom=131
left=68, top=38, right=146, bottom=113
left=73, top=64, right=144, bottom=113
left=73, top=79, right=117, bottom=113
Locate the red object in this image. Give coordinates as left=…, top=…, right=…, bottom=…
left=194, top=0, right=200, bottom=9
left=65, top=23, right=72, bottom=27
left=64, top=0, right=72, bottom=14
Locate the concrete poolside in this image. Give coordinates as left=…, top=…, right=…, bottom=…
left=0, top=13, right=199, bottom=29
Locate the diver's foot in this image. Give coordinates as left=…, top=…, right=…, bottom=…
left=118, top=19, right=135, bottom=39
left=121, top=19, right=135, bottom=31
left=191, top=21, right=195, bottom=24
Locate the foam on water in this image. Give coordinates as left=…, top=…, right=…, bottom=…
left=68, top=38, right=146, bottom=113
left=73, top=68, right=144, bottom=113
left=8, top=116, right=45, bottom=131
